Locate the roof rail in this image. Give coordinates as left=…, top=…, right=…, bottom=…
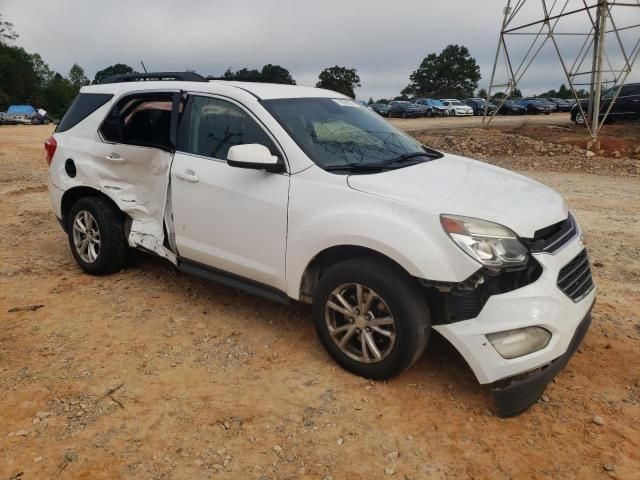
left=98, top=72, right=208, bottom=84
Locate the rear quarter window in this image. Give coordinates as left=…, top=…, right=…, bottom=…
left=56, top=93, right=113, bottom=133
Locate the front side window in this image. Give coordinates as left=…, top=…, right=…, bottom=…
left=184, top=96, right=276, bottom=160
left=263, top=97, right=442, bottom=172
left=100, top=92, right=174, bottom=150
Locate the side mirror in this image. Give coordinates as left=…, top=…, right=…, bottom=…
left=227, top=144, right=282, bottom=172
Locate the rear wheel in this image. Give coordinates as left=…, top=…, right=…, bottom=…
left=312, top=258, right=430, bottom=380
left=67, top=196, right=128, bottom=275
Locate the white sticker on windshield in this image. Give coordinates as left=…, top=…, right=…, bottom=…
left=332, top=99, right=360, bottom=107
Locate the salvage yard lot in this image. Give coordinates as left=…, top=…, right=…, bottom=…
left=1, top=121, right=638, bottom=479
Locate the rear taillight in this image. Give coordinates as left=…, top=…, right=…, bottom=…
left=44, top=136, right=57, bottom=166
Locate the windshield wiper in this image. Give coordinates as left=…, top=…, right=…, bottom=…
left=324, top=163, right=393, bottom=172
left=324, top=151, right=442, bottom=172
left=381, top=151, right=440, bottom=167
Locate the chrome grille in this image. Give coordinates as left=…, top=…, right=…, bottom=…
left=557, top=249, right=594, bottom=301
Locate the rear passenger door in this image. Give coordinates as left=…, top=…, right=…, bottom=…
left=170, top=94, right=289, bottom=291
left=95, top=91, right=179, bottom=262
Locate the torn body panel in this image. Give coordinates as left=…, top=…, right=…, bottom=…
left=51, top=132, right=177, bottom=264
left=94, top=141, right=177, bottom=264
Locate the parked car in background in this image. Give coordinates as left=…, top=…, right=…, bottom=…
left=415, top=98, right=448, bottom=116
left=0, top=112, right=7, bottom=125
left=441, top=99, right=473, bottom=116
left=413, top=103, right=431, bottom=117
left=465, top=98, right=497, bottom=116
left=529, top=98, right=557, bottom=112
left=517, top=99, right=553, bottom=115
left=388, top=101, right=422, bottom=118
left=5, top=105, right=45, bottom=125
left=369, top=103, right=390, bottom=117
left=545, top=98, right=572, bottom=112
left=571, top=83, right=640, bottom=125
left=495, top=100, right=527, bottom=115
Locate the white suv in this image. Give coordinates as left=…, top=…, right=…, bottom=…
left=46, top=72, right=595, bottom=417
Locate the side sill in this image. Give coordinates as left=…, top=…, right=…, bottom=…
left=178, top=258, right=290, bottom=306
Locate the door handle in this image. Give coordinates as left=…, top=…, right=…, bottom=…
left=176, top=170, right=199, bottom=183
left=105, top=153, right=126, bottom=163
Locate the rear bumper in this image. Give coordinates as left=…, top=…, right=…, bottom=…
left=490, top=304, right=593, bottom=417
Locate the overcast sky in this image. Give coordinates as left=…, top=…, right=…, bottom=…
left=3, top=0, right=639, bottom=99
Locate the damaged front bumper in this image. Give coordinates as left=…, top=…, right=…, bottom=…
left=490, top=303, right=593, bottom=417
left=433, top=234, right=596, bottom=417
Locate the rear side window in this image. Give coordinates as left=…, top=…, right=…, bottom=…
left=100, top=92, right=174, bottom=151
left=183, top=96, right=276, bottom=160
left=56, top=93, right=113, bottom=133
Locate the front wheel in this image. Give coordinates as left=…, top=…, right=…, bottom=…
left=574, top=111, right=585, bottom=125
left=312, top=258, right=430, bottom=380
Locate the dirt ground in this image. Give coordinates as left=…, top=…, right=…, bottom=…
left=0, top=122, right=638, bottom=480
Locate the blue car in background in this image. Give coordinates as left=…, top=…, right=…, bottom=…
left=3, top=105, right=45, bottom=125
left=414, top=98, right=448, bottom=116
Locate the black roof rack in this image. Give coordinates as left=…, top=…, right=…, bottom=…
left=98, top=72, right=208, bottom=84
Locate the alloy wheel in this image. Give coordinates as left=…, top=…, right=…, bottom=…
left=72, top=210, right=101, bottom=263
left=325, top=283, right=396, bottom=363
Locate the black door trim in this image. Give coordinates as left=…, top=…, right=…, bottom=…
left=178, top=258, right=290, bottom=305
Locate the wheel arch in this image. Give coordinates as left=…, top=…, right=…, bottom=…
left=294, top=244, right=419, bottom=303
left=60, top=186, right=125, bottom=231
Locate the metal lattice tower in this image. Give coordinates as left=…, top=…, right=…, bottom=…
left=484, top=0, right=640, bottom=140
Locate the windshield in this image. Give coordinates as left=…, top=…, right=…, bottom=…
left=431, top=100, right=443, bottom=106
left=450, top=100, right=464, bottom=106
left=263, top=97, right=442, bottom=171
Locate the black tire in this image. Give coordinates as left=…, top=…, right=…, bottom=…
left=312, top=257, right=430, bottom=380
left=66, top=196, right=128, bottom=275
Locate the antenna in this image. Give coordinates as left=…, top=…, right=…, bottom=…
left=140, top=61, right=148, bottom=73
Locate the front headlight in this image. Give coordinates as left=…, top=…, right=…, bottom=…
left=440, top=214, right=529, bottom=268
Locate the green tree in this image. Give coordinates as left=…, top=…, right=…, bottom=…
left=316, top=66, right=361, bottom=98
left=404, top=45, right=481, bottom=98
left=223, top=67, right=262, bottom=82
left=0, top=13, right=18, bottom=44
left=477, top=88, right=488, bottom=99
left=260, top=64, right=296, bottom=84
left=512, top=87, right=523, bottom=98
left=69, top=63, right=89, bottom=88
left=557, top=84, right=571, bottom=98
left=0, top=44, right=38, bottom=110
left=29, top=53, right=53, bottom=86
left=368, top=97, right=374, bottom=105
left=93, top=63, right=135, bottom=84
left=42, top=73, right=76, bottom=117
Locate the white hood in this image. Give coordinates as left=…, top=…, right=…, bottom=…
left=346, top=154, right=567, bottom=238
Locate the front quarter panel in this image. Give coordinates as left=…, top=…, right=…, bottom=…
left=285, top=166, right=481, bottom=299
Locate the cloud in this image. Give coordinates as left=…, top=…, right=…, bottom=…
left=3, top=0, right=638, bottom=100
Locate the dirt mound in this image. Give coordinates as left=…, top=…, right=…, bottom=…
left=414, top=128, right=640, bottom=176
